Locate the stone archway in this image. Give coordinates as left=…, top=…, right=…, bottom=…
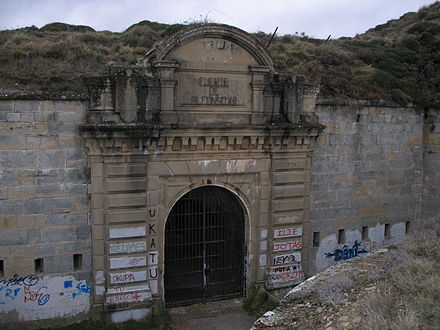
left=164, top=186, right=245, bottom=307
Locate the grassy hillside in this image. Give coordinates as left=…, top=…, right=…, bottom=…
left=0, top=2, right=439, bottom=108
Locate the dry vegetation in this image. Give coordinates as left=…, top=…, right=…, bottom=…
left=0, top=3, right=440, bottom=108
left=358, top=219, right=440, bottom=329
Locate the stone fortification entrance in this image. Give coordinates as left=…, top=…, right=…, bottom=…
left=81, top=23, right=322, bottom=320
left=165, top=186, right=245, bottom=307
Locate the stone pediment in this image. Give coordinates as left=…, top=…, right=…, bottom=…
left=146, top=24, right=273, bottom=67
left=83, top=23, right=321, bottom=130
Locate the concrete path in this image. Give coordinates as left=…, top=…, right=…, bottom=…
left=167, top=298, right=257, bottom=330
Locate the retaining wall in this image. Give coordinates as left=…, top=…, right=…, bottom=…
left=0, top=96, right=438, bottom=325
left=0, top=97, right=92, bottom=325
left=309, top=101, right=425, bottom=274
left=422, top=109, right=440, bottom=219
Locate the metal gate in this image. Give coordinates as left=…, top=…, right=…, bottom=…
left=165, top=186, right=245, bottom=307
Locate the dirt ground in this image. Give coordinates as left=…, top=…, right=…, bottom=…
left=167, top=298, right=257, bottom=330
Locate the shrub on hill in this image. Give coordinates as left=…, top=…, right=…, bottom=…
left=0, top=2, right=439, bottom=108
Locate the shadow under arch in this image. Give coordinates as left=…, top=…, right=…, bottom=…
left=164, top=185, right=247, bottom=307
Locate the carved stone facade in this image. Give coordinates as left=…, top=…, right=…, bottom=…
left=81, top=24, right=322, bottom=316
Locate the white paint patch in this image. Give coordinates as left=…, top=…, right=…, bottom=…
left=272, top=252, right=302, bottom=265
left=368, top=223, right=385, bottom=242
left=111, top=308, right=151, bottom=323
left=273, top=240, right=302, bottom=252
left=109, top=226, right=146, bottom=239
left=149, top=280, right=158, bottom=295
left=148, top=251, right=158, bottom=266
left=226, top=159, right=256, bottom=173
left=110, top=271, right=147, bottom=284
left=107, top=284, right=150, bottom=295
left=260, top=229, right=268, bottom=240
left=315, top=233, right=338, bottom=272
left=109, top=241, right=147, bottom=254
left=267, top=269, right=304, bottom=287
left=260, top=240, right=267, bottom=251
left=106, top=291, right=151, bottom=304
left=276, top=215, right=301, bottom=224
left=391, top=222, right=405, bottom=237
left=259, top=254, right=267, bottom=267
left=109, top=256, right=147, bottom=269
left=345, top=229, right=361, bottom=243
left=267, top=263, right=302, bottom=274
left=95, top=286, right=105, bottom=296
left=199, top=160, right=216, bottom=170
left=0, top=274, right=91, bottom=322
left=273, top=225, right=302, bottom=239
left=95, top=270, right=105, bottom=285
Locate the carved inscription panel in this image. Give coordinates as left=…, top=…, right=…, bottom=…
left=168, top=37, right=259, bottom=68
left=178, top=73, right=248, bottom=108
left=169, top=37, right=257, bottom=110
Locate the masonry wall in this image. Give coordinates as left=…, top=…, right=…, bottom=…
left=0, top=96, right=437, bottom=325
left=309, top=101, right=424, bottom=274
left=0, top=98, right=92, bottom=325
left=422, top=108, right=440, bottom=219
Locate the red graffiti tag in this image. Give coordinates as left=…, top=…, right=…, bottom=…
left=128, top=257, right=144, bottom=266
left=112, top=273, right=135, bottom=283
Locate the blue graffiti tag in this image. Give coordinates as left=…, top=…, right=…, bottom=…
left=36, top=287, right=50, bottom=306
left=72, top=282, right=91, bottom=299
left=0, top=285, right=22, bottom=304
left=325, top=240, right=368, bottom=261
left=0, top=274, right=39, bottom=287
left=5, top=288, right=21, bottom=300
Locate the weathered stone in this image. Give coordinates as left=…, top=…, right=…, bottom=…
left=24, top=198, right=51, bottom=214
left=6, top=112, right=20, bottom=121
left=106, top=178, right=146, bottom=192
left=0, top=229, right=28, bottom=245
left=42, top=228, right=76, bottom=242
left=106, top=193, right=146, bottom=208
left=0, top=150, right=37, bottom=168
left=106, top=164, right=146, bottom=176
left=39, top=150, right=66, bottom=168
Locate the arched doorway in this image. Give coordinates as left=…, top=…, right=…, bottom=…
left=165, top=186, right=245, bottom=307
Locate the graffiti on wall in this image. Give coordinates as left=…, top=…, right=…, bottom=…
left=325, top=240, right=368, bottom=261
left=273, top=240, right=302, bottom=252
left=267, top=264, right=304, bottom=288
left=109, top=241, right=147, bottom=254
left=272, top=252, right=301, bottom=265
left=324, top=239, right=401, bottom=262
left=315, top=223, right=407, bottom=272
left=0, top=274, right=91, bottom=321
left=110, top=271, right=147, bottom=285
left=273, top=226, right=303, bottom=239
left=109, top=256, right=147, bottom=269
left=268, top=225, right=304, bottom=289
left=106, top=291, right=151, bottom=304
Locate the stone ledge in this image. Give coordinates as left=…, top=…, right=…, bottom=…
left=0, top=91, right=88, bottom=101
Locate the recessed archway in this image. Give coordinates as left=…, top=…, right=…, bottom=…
left=164, top=186, right=245, bottom=307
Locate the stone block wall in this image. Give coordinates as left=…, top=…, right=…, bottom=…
left=422, top=109, right=440, bottom=219
left=309, top=101, right=424, bottom=274
left=0, top=94, right=438, bottom=324
left=0, top=97, right=92, bottom=324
